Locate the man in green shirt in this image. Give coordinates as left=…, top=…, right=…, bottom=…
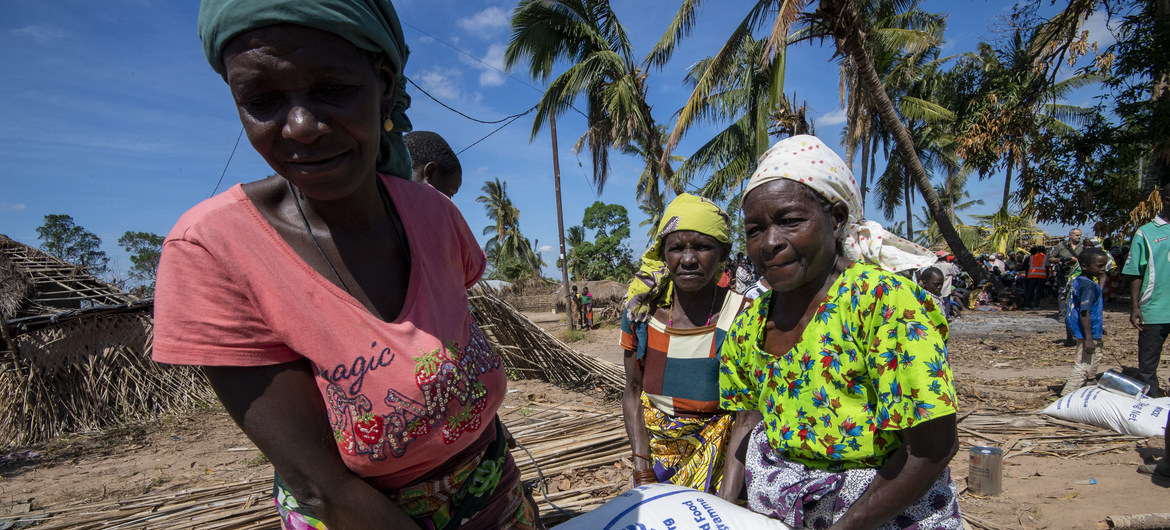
left=1122, top=186, right=1170, bottom=398
left=1052, top=228, right=1084, bottom=268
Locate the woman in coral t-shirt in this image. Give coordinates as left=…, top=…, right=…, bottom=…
left=152, top=1, right=538, bottom=529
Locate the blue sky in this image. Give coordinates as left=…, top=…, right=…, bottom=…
left=0, top=0, right=1114, bottom=281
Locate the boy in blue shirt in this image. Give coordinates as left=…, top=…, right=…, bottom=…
left=1061, top=248, right=1110, bottom=396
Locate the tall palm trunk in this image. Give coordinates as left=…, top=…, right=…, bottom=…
left=869, top=133, right=878, bottom=199
left=1150, top=0, right=1169, bottom=190
left=859, top=130, right=870, bottom=208
left=905, top=177, right=914, bottom=240
left=817, top=0, right=985, bottom=281
left=1001, top=153, right=1014, bottom=212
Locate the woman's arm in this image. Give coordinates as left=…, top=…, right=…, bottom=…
left=205, top=361, right=421, bottom=530
left=828, top=413, right=958, bottom=530
left=621, top=348, right=655, bottom=484
left=718, top=410, right=762, bottom=502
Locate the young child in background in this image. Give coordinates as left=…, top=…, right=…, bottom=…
left=1061, top=248, right=1109, bottom=396
left=581, top=287, right=594, bottom=328
left=919, top=267, right=949, bottom=320
left=403, top=131, right=463, bottom=198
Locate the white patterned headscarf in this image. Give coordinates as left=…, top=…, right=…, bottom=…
left=743, top=135, right=936, bottom=272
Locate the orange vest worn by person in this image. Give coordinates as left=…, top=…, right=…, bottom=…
left=1028, top=253, right=1049, bottom=279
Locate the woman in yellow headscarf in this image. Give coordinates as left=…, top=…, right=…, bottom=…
left=619, top=193, right=751, bottom=493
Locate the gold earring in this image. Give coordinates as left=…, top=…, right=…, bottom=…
left=383, top=115, right=394, bottom=132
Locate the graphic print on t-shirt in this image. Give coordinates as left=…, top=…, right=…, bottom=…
left=323, top=324, right=501, bottom=461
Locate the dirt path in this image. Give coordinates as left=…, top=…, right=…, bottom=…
left=1, top=305, right=1166, bottom=529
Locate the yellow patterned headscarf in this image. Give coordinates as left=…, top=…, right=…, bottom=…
left=624, top=194, right=730, bottom=322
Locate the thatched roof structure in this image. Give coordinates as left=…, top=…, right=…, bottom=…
left=0, top=234, right=214, bottom=447
left=555, top=279, right=628, bottom=304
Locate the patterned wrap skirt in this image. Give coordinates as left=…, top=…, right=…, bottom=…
left=744, top=421, right=961, bottom=529
left=275, top=417, right=539, bottom=530
left=642, top=392, right=733, bottom=494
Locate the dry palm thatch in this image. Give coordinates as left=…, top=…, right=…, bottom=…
left=469, top=286, right=623, bottom=394
left=0, top=252, right=32, bottom=321
left=1, top=406, right=629, bottom=528
left=1, top=234, right=216, bottom=447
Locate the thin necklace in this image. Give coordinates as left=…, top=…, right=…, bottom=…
left=289, top=180, right=351, bottom=293
left=288, top=180, right=403, bottom=295
left=668, top=287, right=720, bottom=328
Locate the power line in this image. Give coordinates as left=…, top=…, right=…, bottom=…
left=456, top=113, right=528, bottom=155
left=401, top=20, right=545, bottom=96
left=400, top=20, right=588, bottom=119
left=210, top=127, right=244, bottom=197
left=407, top=78, right=534, bottom=124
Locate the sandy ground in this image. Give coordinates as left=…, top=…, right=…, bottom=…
left=1, top=302, right=1167, bottom=529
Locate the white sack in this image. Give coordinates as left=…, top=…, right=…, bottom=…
left=1042, top=386, right=1170, bottom=437
left=557, top=483, right=791, bottom=530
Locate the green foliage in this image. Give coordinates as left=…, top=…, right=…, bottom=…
left=1018, top=122, right=1144, bottom=237
left=477, top=178, right=541, bottom=281
left=35, top=214, right=108, bottom=274
left=117, top=231, right=164, bottom=293
left=567, top=201, right=634, bottom=282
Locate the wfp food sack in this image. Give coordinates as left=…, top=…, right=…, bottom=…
left=1042, top=386, right=1170, bottom=437
left=556, top=483, right=791, bottom=530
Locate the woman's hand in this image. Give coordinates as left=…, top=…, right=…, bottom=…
left=621, top=348, right=656, bottom=485
left=718, top=410, right=762, bottom=503
left=205, top=361, right=421, bottom=530
left=827, top=413, right=958, bottom=530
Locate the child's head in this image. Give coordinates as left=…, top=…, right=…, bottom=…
left=404, top=131, right=462, bottom=198
left=919, top=267, right=944, bottom=296
left=1079, top=248, right=1109, bottom=277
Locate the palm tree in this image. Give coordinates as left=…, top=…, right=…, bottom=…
left=648, top=0, right=801, bottom=164
left=955, top=33, right=1100, bottom=212
left=649, top=0, right=986, bottom=279
left=505, top=0, right=675, bottom=196
left=811, top=0, right=986, bottom=279
left=476, top=178, right=540, bottom=279
left=819, top=0, right=946, bottom=209
left=672, top=36, right=804, bottom=199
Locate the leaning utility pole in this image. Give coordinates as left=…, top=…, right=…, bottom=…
left=550, top=113, right=575, bottom=330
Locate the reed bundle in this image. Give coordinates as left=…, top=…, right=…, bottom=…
left=468, top=287, right=623, bottom=394
left=1, top=406, right=629, bottom=528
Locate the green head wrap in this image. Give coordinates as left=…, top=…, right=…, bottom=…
left=624, top=193, right=731, bottom=323
left=197, top=0, right=413, bottom=178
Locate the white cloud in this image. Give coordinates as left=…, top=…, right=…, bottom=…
left=457, top=7, right=510, bottom=39
left=415, top=67, right=463, bottom=100
left=416, top=35, right=435, bottom=44
left=816, top=108, right=848, bottom=127
left=1080, top=11, right=1117, bottom=50
left=0, top=202, right=26, bottom=212
left=477, top=44, right=507, bottom=87
left=11, top=25, right=67, bottom=44
left=538, top=245, right=554, bottom=253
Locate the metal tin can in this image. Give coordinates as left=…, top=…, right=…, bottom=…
left=968, top=446, right=1003, bottom=495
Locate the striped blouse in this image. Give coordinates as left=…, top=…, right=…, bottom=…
left=620, top=290, right=749, bottom=417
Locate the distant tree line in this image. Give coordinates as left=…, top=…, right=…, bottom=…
left=34, top=214, right=164, bottom=296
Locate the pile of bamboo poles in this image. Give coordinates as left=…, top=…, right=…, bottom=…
left=468, top=286, right=623, bottom=394
left=0, top=406, right=628, bottom=528
left=954, top=409, right=1146, bottom=460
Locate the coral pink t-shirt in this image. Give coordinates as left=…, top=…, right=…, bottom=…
left=152, top=175, right=499, bottom=489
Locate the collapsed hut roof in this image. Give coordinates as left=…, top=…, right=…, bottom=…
left=1, top=234, right=142, bottom=326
